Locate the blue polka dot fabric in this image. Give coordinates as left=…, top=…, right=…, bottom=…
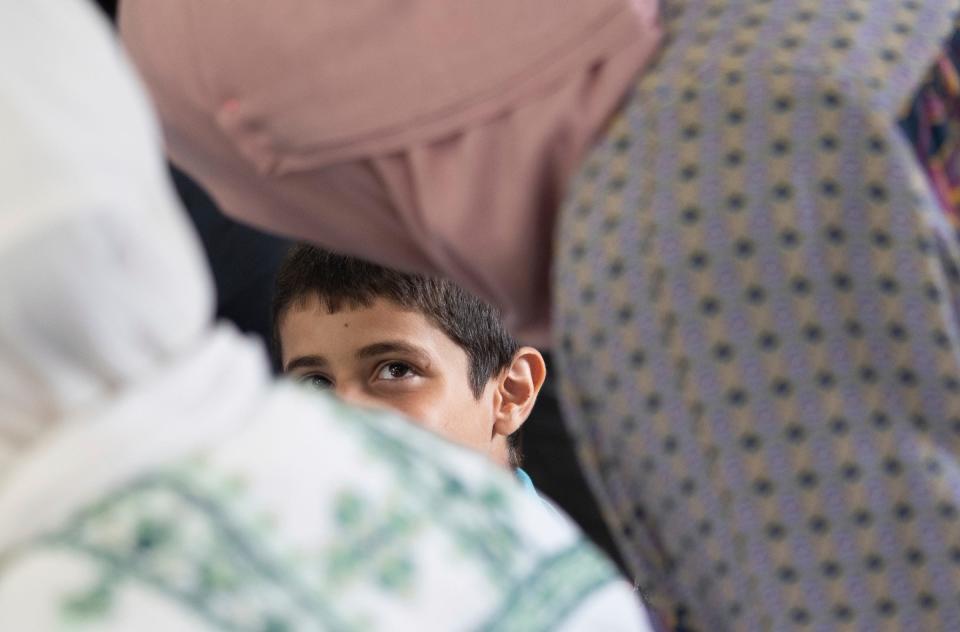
left=556, top=1, right=960, bottom=629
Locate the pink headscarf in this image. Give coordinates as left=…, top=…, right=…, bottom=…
left=120, top=0, right=662, bottom=344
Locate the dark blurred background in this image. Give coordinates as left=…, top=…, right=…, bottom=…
left=94, top=0, right=622, bottom=569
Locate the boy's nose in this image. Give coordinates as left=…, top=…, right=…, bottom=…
left=335, top=384, right=391, bottom=415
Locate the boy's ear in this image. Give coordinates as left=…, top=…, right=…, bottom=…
left=492, top=347, right=547, bottom=438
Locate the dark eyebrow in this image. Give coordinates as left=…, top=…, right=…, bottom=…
left=284, top=355, right=328, bottom=373
left=356, top=341, right=431, bottom=364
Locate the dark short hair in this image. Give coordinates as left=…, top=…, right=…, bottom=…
left=272, top=245, right=524, bottom=463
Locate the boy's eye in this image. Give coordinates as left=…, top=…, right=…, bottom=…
left=301, top=374, right=333, bottom=390
left=377, top=362, right=415, bottom=380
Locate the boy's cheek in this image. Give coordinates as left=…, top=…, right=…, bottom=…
left=388, top=397, right=482, bottom=448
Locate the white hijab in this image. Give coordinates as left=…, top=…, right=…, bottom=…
left=0, top=0, right=267, bottom=544
left=0, top=0, right=205, bottom=454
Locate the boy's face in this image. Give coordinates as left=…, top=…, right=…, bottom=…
left=279, top=296, right=510, bottom=466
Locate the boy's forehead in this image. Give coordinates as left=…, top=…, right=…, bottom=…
left=285, top=295, right=427, bottom=332
left=279, top=295, right=467, bottom=364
